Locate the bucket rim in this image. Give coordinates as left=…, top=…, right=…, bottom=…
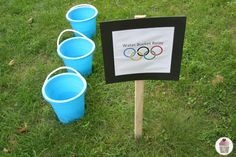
left=57, top=37, right=95, bottom=60
left=66, top=4, right=98, bottom=23
left=42, top=73, right=87, bottom=103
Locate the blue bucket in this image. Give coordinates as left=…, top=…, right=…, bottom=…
left=57, top=29, right=95, bottom=76
left=42, top=66, right=87, bottom=124
left=66, top=4, right=98, bottom=39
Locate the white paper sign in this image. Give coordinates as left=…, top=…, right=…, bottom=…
left=112, top=27, right=175, bottom=76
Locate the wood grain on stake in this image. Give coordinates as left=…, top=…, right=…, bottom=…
left=134, top=15, right=146, bottom=139
left=135, top=80, right=144, bottom=139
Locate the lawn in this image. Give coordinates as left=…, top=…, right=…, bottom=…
left=0, top=0, right=236, bottom=156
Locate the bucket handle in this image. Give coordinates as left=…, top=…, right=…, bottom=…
left=57, top=29, right=89, bottom=47
left=43, top=66, right=82, bottom=87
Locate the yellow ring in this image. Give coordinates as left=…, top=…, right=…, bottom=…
left=130, top=52, right=142, bottom=61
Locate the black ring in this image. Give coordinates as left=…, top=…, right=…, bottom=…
left=137, top=46, right=149, bottom=56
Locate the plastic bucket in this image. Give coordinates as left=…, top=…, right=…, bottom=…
left=42, top=66, right=87, bottom=124
left=57, top=29, right=95, bottom=76
left=66, top=4, right=98, bottom=39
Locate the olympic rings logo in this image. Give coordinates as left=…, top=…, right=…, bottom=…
left=123, top=45, right=163, bottom=61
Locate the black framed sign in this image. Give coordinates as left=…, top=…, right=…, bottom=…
left=100, top=16, right=186, bottom=83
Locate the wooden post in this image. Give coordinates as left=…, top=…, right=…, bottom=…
left=134, top=15, right=146, bottom=139
left=135, top=80, right=144, bottom=139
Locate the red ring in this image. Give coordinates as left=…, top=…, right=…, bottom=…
left=150, top=45, right=163, bottom=56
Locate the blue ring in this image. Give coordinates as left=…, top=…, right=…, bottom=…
left=123, top=48, right=136, bottom=58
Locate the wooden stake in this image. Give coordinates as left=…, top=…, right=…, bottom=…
left=134, top=15, right=146, bottom=139
left=134, top=15, right=147, bottom=19
left=135, top=80, right=144, bottom=139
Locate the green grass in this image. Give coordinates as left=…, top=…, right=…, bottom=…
left=0, top=0, right=236, bottom=156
